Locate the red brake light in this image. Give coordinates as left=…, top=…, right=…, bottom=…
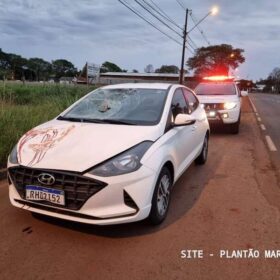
left=203, top=75, right=235, bottom=81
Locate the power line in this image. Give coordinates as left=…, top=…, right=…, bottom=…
left=175, top=0, right=186, bottom=10
left=118, top=0, right=182, bottom=46
left=118, top=0, right=195, bottom=54
left=190, top=11, right=210, bottom=45
left=134, top=0, right=182, bottom=37
left=187, top=11, right=211, bottom=34
left=149, top=0, right=183, bottom=31
left=135, top=0, right=195, bottom=52
left=187, top=36, right=197, bottom=49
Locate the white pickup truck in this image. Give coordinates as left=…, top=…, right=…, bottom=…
left=195, top=76, right=248, bottom=134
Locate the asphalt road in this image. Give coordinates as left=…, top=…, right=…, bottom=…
left=0, top=97, right=280, bottom=280
left=250, top=93, right=280, bottom=176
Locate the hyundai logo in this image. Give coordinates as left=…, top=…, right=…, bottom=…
left=38, top=173, right=55, bottom=186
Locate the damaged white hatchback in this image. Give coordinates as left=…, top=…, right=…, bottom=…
left=8, top=83, right=209, bottom=225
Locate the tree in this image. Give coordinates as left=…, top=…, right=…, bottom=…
left=256, top=78, right=273, bottom=92
left=0, top=49, right=29, bottom=80
left=238, top=79, right=254, bottom=91
left=100, top=61, right=123, bottom=73
left=155, top=65, right=179, bottom=74
left=0, top=48, right=11, bottom=79
left=8, top=54, right=28, bottom=80
left=187, top=44, right=245, bottom=77
left=0, top=49, right=10, bottom=70
left=52, top=59, right=77, bottom=79
left=268, top=67, right=280, bottom=93
left=132, top=69, right=139, bottom=73
left=27, top=58, right=51, bottom=81
left=144, top=64, right=154, bottom=73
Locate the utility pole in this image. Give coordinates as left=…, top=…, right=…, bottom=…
left=179, top=8, right=189, bottom=84
left=86, top=62, right=89, bottom=87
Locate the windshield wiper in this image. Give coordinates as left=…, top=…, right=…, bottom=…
left=98, top=119, right=137, bottom=125
left=57, top=116, right=104, bottom=123
left=57, top=116, right=136, bottom=125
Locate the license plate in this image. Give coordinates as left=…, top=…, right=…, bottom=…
left=25, top=185, right=65, bottom=206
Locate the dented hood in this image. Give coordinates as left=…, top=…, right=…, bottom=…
left=17, top=119, right=161, bottom=172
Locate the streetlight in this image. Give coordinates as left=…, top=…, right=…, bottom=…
left=179, top=6, right=219, bottom=84
left=211, top=6, right=219, bottom=16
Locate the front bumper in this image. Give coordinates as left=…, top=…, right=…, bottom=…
left=8, top=165, right=158, bottom=225
left=206, top=107, right=240, bottom=124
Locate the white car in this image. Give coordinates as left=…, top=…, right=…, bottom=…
left=8, top=83, right=209, bottom=225
left=195, top=76, right=248, bottom=134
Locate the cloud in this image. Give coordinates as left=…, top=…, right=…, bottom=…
left=0, top=0, right=279, bottom=79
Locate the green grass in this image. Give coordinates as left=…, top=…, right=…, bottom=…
left=0, top=82, right=96, bottom=168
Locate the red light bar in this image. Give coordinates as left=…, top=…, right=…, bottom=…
left=203, top=75, right=235, bottom=81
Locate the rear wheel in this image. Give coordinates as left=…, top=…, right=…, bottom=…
left=195, top=134, right=209, bottom=165
left=149, top=167, right=172, bottom=225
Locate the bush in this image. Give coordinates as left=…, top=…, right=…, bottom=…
left=0, top=82, right=96, bottom=168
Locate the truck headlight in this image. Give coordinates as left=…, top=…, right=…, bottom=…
left=9, top=144, right=18, bottom=164
left=89, top=141, right=153, bottom=177
left=224, top=102, right=237, bottom=110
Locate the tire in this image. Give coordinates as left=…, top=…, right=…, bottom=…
left=195, top=134, right=209, bottom=165
left=229, top=114, right=240, bottom=134
left=148, top=167, right=172, bottom=225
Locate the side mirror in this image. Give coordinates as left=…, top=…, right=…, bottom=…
left=241, top=90, right=248, bottom=97
left=174, top=114, right=196, bottom=126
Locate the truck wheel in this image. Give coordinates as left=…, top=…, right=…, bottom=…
left=230, top=115, right=240, bottom=134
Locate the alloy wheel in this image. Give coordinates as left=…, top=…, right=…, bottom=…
left=157, top=174, right=171, bottom=216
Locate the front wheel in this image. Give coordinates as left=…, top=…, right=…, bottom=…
left=149, top=167, right=172, bottom=225
left=195, top=134, right=209, bottom=165
left=229, top=115, right=240, bottom=134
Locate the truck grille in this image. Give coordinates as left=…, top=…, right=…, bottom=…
left=8, top=166, right=107, bottom=210
left=203, top=103, right=224, bottom=111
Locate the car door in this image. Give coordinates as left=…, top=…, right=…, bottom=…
left=182, top=88, right=206, bottom=152
left=169, top=88, right=197, bottom=177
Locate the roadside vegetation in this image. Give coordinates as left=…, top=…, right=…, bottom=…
left=0, top=82, right=96, bottom=168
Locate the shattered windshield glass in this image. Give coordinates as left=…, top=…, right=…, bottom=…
left=60, top=87, right=168, bottom=125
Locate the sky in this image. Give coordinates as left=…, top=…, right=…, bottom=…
left=0, top=0, right=279, bottom=81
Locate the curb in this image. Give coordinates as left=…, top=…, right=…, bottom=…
left=0, top=168, right=7, bottom=180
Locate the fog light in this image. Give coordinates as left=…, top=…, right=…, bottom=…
left=222, top=113, right=229, bottom=119
left=209, top=111, right=216, bottom=117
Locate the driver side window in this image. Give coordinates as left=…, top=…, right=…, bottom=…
left=165, top=88, right=189, bottom=132
left=171, top=88, right=189, bottom=120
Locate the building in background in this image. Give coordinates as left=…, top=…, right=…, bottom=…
left=98, top=72, right=200, bottom=89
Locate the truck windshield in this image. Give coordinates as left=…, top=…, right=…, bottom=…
left=195, top=83, right=236, bottom=95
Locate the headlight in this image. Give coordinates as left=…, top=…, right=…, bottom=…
left=89, top=141, right=153, bottom=177
left=9, top=144, right=18, bottom=164
left=224, top=102, right=237, bottom=110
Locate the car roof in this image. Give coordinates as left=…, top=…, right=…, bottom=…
left=101, top=83, right=174, bottom=90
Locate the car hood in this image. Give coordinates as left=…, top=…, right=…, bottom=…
left=17, top=119, right=161, bottom=172
left=197, top=95, right=238, bottom=103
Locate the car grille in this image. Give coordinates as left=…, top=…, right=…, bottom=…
left=8, top=166, right=107, bottom=210
left=203, top=103, right=224, bottom=111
